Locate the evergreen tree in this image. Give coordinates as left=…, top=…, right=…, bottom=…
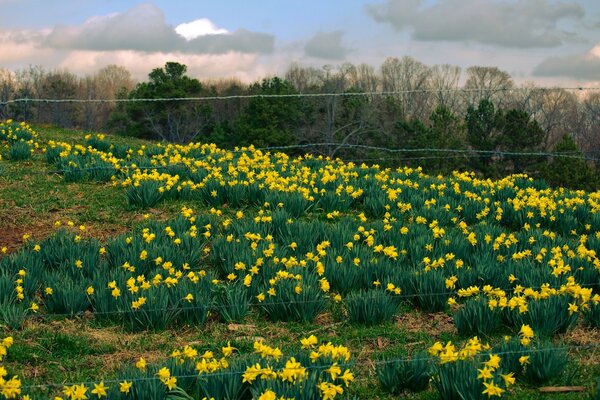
left=542, top=135, right=598, bottom=190
left=119, top=62, right=212, bottom=143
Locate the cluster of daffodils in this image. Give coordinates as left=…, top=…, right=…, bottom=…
left=0, top=120, right=38, bottom=161
left=429, top=337, right=515, bottom=398
left=0, top=337, right=21, bottom=400
left=243, top=336, right=354, bottom=400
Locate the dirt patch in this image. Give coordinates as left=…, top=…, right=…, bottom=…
left=396, top=310, right=456, bottom=338
left=0, top=222, right=55, bottom=254
left=560, top=325, right=600, bottom=366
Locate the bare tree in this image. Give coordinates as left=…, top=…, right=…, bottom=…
left=380, top=56, right=432, bottom=120
left=39, top=69, right=79, bottom=127
left=285, top=62, right=325, bottom=93
left=0, top=69, right=15, bottom=119
left=579, top=92, right=600, bottom=158
left=430, top=64, right=462, bottom=113
left=348, top=63, right=380, bottom=94
left=464, top=66, right=514, bottom=107
left=14, top=65, right=46, bottom=121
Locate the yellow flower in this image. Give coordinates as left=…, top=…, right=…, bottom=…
left=45, top=287, right=54, bottom=295
left=568, top=302, right=578, bottom=314
left=482, top=381, right=504, bottom=397
left=484, top=354, right=501, bottom=370
left=86, top=286, right=95, bottom=296
left=135, top=357, right=147, bottom=371
left=222, top=341, right=235, bottom=357
left=318, top=382, right=344, bottom=400
left=300, top=335, right=318, bottom=349
left=119, top=381, right=132, bottom=394
left=477, top=366, right=494, bottom=380
left=258, top=390, right=277, bottom=400
left=184, top=293, right=194, bottom=303
left=29, top=302, right=39, bottom=313
left=256, top=293, right=265, bottom=302
left=327, top=363, right=342, bottom=380
left=91, top=381, right=108, bottom=398
left=519, top=355, right=530, bottom=365
left=428, top=342, right=443, bottom=356
left=340, top=369, right=354, bottom=386
left=501, top=372, right=516, bottom=386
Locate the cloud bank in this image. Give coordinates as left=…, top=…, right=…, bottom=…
left=44, top=3, right=274, bottom=54
left=534, top=44, right=600, bottom=81
left=366, top=0, right=584, bottom=48
left=304, top=31, right=349, bottom=60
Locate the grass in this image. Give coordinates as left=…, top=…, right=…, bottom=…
left=1, top=125, right=599, bottom=399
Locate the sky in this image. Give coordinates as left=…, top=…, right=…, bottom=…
left=1, top=0, right=600, bottom=85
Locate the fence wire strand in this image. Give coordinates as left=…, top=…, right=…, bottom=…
left=17, top=343, right=600, bottom=390
left=3, top=86, right=600, bottom=106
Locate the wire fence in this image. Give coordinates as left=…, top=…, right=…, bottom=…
left=17, top=342, right=600, bottom=391
left=2, top=86, right=600, bottom=106
left=13, top=281, right=600, bottom=321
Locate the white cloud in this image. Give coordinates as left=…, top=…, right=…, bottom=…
left=533, top=44, right=600, bottom=81
left=366, top=0, right=585, bottom=48
left=58, top=50, right=268, bottom=81
left=304, top=31, right=349, bottom=60
left=175, top=18, right=228, bottom=40
left=44, top=3, right=274, bottom=54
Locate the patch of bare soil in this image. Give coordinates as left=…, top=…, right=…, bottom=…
left=397, top=310, right=457, bottom=338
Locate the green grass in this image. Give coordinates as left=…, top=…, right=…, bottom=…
left=1, top=125, right=599, bottom=399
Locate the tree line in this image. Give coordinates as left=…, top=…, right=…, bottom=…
left=0, top=58, right=598, bottom=189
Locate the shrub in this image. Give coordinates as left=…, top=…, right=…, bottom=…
left=345, top=289, right=398, bottom=326
left=376, top=351, right=430, bottom=394
left=453, top=296, right=501, bottom=337
left=7, top=140, right=32, bottom=161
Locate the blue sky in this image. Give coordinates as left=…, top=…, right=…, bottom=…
left=1, top=0, right=600, bottom=84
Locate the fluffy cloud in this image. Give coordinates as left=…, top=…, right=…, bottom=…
left=0, top=29, right=58, bottom=65
left=533, top=44, right=600, bottom=80
left=366, top=0, right=584, bottom=48
left=57, top=50, right=272, bottom=81
left=304, top=31, right=349, bottom=60
left=44, top=3, right=274, bottom=54
left=175, top=18, right=228, bottom=40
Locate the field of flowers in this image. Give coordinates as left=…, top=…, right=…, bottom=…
left=0, top=120, right=599, bottom=399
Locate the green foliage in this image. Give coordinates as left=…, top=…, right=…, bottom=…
left=259, top=272, right=326, bottom=323
left=7, top=140, right=32, bottom=161
left=214, top=283, right=251, bottom=323
left=126, top=180, right=165, bottom=208
left=233, top=77, right=303, bottom=148
left=453, top=296, right=501, bottom=337
left=431, top=360, right=486, bottom=400
left=410, top=270, right=449, bottom=313
left=466, top=99, right=499, bottom=174
left=0, top=300, right=28, bottom=330
left=118, top=62, right=213, bottom=143
left=541, top=135, right=598, bottom=191
left=376, top=352, right=430, bottom=394
left=197, top=359, right=249, bottom=400
left=466, top=100, right=545, bottom=176
left=522, top=342, right=568, bottom=384
left=583, top=301, right=600, bottom=328
left=44, top=274, right=91, bottom=316
left=493, top=338, right=527, bottom=376
left=506, top=295, right=577, bottom=336
left=345, top=289, right=398, bottom=326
